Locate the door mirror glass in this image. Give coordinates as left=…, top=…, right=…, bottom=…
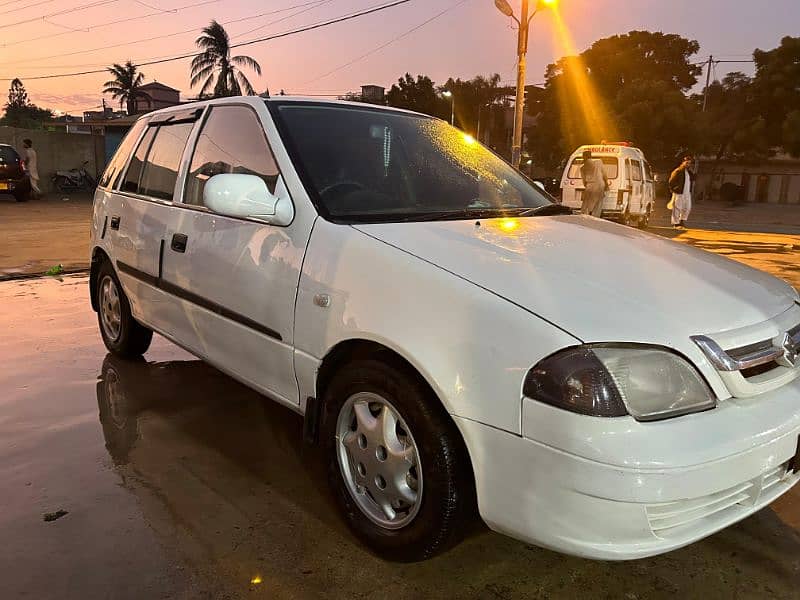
left=203, top=173, right=294, bottom=226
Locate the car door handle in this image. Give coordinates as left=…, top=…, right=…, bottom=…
left=110, top=216, right=120, bottom=230
left=171, top=233, right=188, bottom=253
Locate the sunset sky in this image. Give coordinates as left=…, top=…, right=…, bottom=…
left=2, top=0, right=798, bottom=114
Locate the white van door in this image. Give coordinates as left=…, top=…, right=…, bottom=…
left=629, top=159, right=644, bottom=215
left=158, top=103, right=311, bottom=408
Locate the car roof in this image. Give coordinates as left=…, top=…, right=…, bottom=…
left=141, top=95, right=433, bottom=121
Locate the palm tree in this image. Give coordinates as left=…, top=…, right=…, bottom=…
left=103, top=61, right=150, bottom=115
left=190, top=20, right=262, bottom=98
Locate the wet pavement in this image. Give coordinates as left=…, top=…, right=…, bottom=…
left=2, top=236, right=800, bottom=599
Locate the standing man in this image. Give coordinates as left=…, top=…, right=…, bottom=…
left=580, top=150, right=608, bottom=217
left=22, top=139, right=40, bottom=198
left=668, top=154, right=695, bottom=228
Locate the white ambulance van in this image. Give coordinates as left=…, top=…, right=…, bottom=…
left=560, top=143, right=656, bottom=228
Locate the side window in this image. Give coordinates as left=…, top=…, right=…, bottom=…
left=643, top=161, right=654, bottom=181
left=138, top=122, right=194, bottom=200
left=184, top=105, right=279, bottom=207
left=99, top=120, right=146, bottom=189
left=631, top=160, right=643, bottom=182
left=121, top=127, right=156, bottom=194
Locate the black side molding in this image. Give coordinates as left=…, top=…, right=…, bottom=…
left=303, top=396, right=324, bottom=446
left=116, top=259, right=283, bottom=342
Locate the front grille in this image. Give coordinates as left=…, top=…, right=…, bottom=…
left=646, top=462, right=791, bottom=538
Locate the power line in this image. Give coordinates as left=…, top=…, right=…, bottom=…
left=0, top=0, right=415, bottom=81
left=304, top=0, right=468, bottom=85
left=233, top=0, right=336, bottom=40
left=0, top=0, right=57, bottom=16
left=3, top=0, right=220, bottom=46
left=4, top=0, right=120, bottom=28
left=4, top=0, right=329, bottom=61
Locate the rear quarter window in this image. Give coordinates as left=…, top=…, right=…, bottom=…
left=99, top=120, right=146, bottom=189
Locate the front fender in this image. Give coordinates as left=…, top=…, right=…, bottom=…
left=294, top=219, right=578, bottom=434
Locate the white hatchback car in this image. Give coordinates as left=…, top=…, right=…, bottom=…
left=90, top=96, right=800, bottom=561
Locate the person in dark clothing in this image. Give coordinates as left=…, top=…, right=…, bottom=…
left=668, top=155, right=696, bottom=228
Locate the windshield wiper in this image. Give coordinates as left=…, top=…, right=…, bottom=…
left=398, top=207, right=537, bottom=222
left=517, top=204, right=574, bottom=217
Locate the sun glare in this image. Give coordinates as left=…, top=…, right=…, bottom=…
left=550, top=6, right=618, bottom=144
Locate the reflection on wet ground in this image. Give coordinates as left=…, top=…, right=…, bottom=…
left=2, top=267, right=800, bottom=598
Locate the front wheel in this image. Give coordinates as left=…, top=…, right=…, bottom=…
left=96, top=260, right=153, bottom=358
left=322, top=359, right=473, bottom=561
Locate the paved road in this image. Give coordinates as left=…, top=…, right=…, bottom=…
left=1, top=232, right=800, bottom=599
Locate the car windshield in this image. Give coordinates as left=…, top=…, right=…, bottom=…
left=273, top=103, right=552, bottom=223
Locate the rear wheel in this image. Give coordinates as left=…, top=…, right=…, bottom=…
left=322, top=358, right=473, bottom=561
left=96, top=260, right=153, bottom=358
left=13, top=189, right=29, bottom=202
left=637, top=205, right=652, bottom=229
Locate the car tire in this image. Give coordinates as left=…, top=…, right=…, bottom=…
left=637, top=205, right=652, bottom=229
left=13, top=190, right=29, bottom=202
left=321, top=358, right=473, bottom=562
left=96, top=260, right=153, bottom=358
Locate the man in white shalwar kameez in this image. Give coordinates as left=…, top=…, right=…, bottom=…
left=668, top=155, right=695, bottom=228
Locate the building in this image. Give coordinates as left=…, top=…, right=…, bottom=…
left=697, top=154, right=800, bottom=205
left=360, top=85, right=385, bottom=104
left=133, top=82, right=181, bottom=113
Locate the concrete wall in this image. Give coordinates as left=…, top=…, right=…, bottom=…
left=697, top=160, right=800, bottom=205
left=0, top=126, right=105, bottom=193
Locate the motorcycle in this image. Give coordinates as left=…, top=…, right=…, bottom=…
left=52, top=161, right=96, bottom=192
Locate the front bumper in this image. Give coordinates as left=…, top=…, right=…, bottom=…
left=455, top=377, right=800, bottom=560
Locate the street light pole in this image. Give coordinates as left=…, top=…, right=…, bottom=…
left=442, top=90, right=455, bottom=125
left=495, top=0, right=555, bottom=167
left=511, top=0, right=530, bottom=169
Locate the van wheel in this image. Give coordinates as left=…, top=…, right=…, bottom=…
left=322, top=359, right=472, bottom=562
left=620, top=208, right=633, bottom=226
left=96, top=260, right=153, bottom=358
left=637, top=206, right=652, bottom=229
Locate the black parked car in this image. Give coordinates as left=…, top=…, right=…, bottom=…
left=0, top=144, right=31, bottom=202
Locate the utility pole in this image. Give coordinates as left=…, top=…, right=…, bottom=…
left=511, top=0, right=530, bottom=168
left=702, top=55, right=713, bottom=112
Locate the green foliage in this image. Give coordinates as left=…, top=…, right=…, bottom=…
left=103, top=61, right=150, bottom=115
left=752, top=36, right=800, bottom=155
left=1, top=78, right=53, bottom=129
left=530, top=30, right=704, bottom=170
left=386, top=74, right=448, bottom=119
left=190, top=20, right=262, bottom=98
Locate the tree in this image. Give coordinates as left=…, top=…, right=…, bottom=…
left=441, top=73, right=504, bottom=139
left=1, top=78, right=53, bottom=129
left=387, top=73, right=448, bottom=119
left=103, top=61, right=151, bottom=115
left=190, top=20, right=262, bottom=98
left=752, top=36, right=800, bottom=155
left=527, top=30, right=704, bottom=171
left=7, top=78, right=28, bottom=108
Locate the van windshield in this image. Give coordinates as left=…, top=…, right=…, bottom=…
left=567, top=157, right=619, bottom=180
left=272, top=102, right=552, bottom=223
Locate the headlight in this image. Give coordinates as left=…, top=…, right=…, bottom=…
left=523, top=345, right=716, bottom=421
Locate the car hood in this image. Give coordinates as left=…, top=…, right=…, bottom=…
left=353, top=215, right=798, bottom=344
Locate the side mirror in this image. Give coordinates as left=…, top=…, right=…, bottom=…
left=203, top=173, right=294, bottom=226
left=533, top=181, right=546, bottom=192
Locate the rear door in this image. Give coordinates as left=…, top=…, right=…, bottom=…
left=629, top=159, right=644, bottom=214
left=159, top=102, right=309, bottom=407
left=108, top=114, right=197, bottom=323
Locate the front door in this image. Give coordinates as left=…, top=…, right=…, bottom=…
left=159, top=103, right=307, bottom=407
